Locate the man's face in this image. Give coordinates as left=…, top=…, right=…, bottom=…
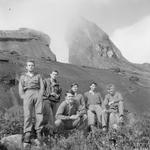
left=66, top=93, right=74, bottom=104
left=90, top=83, right=97, bottom=91
left=26, top=62, right=35, bottom=72
left=108, top=86, right=115, bottom=95
left=50, top=71, right=58, bottom=80
left=71, top=85, right=78, bottom=93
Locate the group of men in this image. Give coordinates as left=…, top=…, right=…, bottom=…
left=19, top=60, right=124, bottom=148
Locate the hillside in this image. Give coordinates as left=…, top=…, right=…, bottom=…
left=0, top=54, right=150, bottom=116
left=0, top=27, right=149, bottom=120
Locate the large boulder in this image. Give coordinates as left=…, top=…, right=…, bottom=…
left=1, top=134, right=22, bottom=150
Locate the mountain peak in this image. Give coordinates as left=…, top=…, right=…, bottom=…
left=66, top=18, right=128, bottom=69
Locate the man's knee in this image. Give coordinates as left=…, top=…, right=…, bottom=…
left=55, top=119, right=63, bottom=127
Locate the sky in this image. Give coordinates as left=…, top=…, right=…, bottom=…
left=0, top=0, right=150, bottom=64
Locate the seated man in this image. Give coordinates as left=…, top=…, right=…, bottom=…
left=84, top=82, right=106, bottom=132
left=103, top=84, right=124, bottom=128
left=55, top=90, right=87, bottom=132
left=70, top=83, right=86, bottom=114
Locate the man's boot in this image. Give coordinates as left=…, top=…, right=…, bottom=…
left=90, top=125, right=97, bottom=133
left=34, top=130, right=43, bottom=147
left=23, top=132, right=31, bottom=150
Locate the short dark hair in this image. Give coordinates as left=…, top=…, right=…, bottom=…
left=26, top=59, right=35, bottom=65
left=52, top=70, right=59, bottom=74
left=90, top=81, right=97, bottom=86
left=71, top=82, right=79, bottom=88
left=65, top=90, right=75, bottom=96
left=106, top=84, right=115, bottom=90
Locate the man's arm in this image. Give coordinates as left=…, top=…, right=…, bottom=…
left=83, top=92, right=89, bottom=109
left=39, top=75, right=44, bottom=97
left=115, top=92, right=123, bottom=103
left=18, top=76, right=25, bottom=99
left=102, top=95, right=109, bottom=109
left=55, top=102, right=70, bottom=120
left=77, top=97, right=86, bottom=117
left=80, top=94, right=86, bottom=109
left=98, top=92, right=103, bottom=105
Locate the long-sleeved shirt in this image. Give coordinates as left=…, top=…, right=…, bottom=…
left=43, top=78, right=61, bottom=102
left=84, top=91, right=103, bottom=106
left=74, top=93, right=85, bottom=108
left=74, top=93, right=86, bottom=115
left=103, top=92, right=123, bottom=110
left=55, top=100, right=80, bottom=120
left=43, top=78, right=57, bottom=99
left=19, top=73, right=44, bottom=99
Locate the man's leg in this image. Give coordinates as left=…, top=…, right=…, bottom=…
left=23, top=91, right=34, bottom=148
left=101, top=110, right=108, bottom=131
left=109, top=112, right=120, bottom=128
left=34, top=91, right=44, bottom=145
left=118, top=101, right=124, bottom=123
left=94, top=105, right=103, bottom=125
left=73, top=114, right=88, bottom=130
left=87, top=109, right=95, bottom=126
left=51, top=102, right=58, bottom=117
left=118, top=101, right=124, bottom=116
left=55, top=119, right=65, bottom=132
left=43, top=100, right=54, bottom=131
left=87, top=109, right=96, bottom=132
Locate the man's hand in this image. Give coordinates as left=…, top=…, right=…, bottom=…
left=51, top=92, right=57, bottom=96
left=108, top=101, right=114, bottom=105
left=70, top=115, right=79, bottom=120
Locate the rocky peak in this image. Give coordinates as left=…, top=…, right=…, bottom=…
left=66, top=18, right=128, bottom=69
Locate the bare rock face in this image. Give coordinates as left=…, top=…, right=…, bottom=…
left=0, top=28, right=56, bottom=61
left=66, top=18, right=133, bottom=70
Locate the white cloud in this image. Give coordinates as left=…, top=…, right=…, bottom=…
left=0, top=0, right=82, bottom=62
left=0, top=0, right=113, bottom=62
left=111, top=16, right=150, bottom=64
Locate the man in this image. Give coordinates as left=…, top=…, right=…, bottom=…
left=84, top=82, right=106, bottom=131
left=71, top=83, right=86, bottom=114
left=42, top=70, right=61, bottom=134
left=19, top=60, right=44, bottom=148
left=103, top=84, right=124, bottom=128
left=55, top=90, right=87, bottom=132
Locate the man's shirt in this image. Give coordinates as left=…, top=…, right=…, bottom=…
left=104, top=92, right=123, bottom=111
left=19, top=73, right=43, bottom=98
left=84, top=91, right=103, bottom=106
left=55, top=101, right=79, bottom=120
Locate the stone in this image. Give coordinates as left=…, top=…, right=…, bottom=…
left=1, top=134, right=22, bottom=150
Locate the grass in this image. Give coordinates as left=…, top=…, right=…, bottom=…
left=1, top=112, right=150, bottom=150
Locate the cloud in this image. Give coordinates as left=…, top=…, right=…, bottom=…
left=0, top=0, right=82, bottom=62
left=0, top=0, right=114, bottom=62
left=111, top=16, right=150, bottom=64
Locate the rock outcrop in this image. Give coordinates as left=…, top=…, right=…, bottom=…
left=0, top=28, right=56, bottom=61
left=66, top=18, right=143, bottom=72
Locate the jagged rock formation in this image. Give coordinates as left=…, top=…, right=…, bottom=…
left=66, top=18, right=148, bottom=73
left=0, top=28, right=56, bottom=61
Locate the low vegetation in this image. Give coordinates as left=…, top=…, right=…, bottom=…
left=0, top=112, right=150, bottom=150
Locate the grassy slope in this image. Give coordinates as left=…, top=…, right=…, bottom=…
left=0, top=56, right=150, bottom=115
